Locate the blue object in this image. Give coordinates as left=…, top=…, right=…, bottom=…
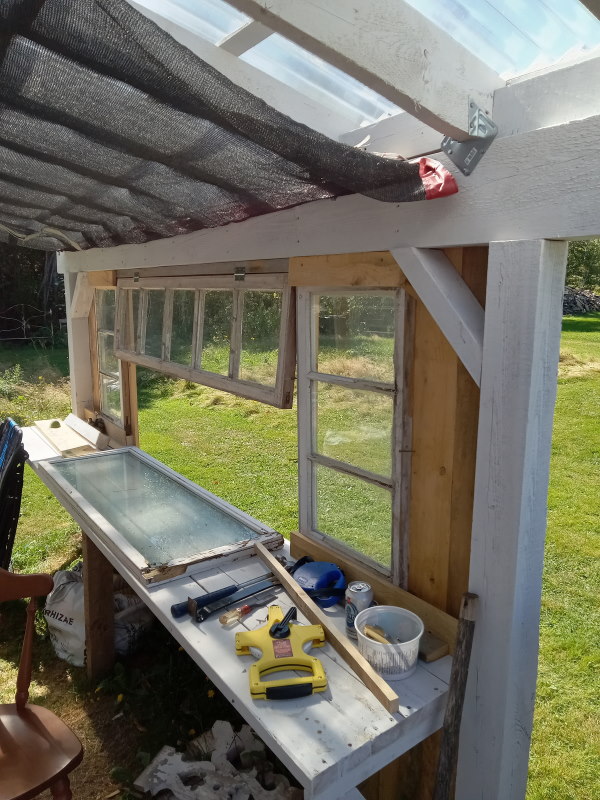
left=292, top=560, right=346, bottom=608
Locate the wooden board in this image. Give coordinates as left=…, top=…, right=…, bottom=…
left=255, top=542, right=400, bottom=714
left=34, top=418, right=95, bottom=457
left=64, top=413, right=109, bottom=450
left=82, top=533, right=115, bottom=681
left=289, top=252, right=406, bottom=288
left=87, top=270, right=116, bottom=288
left=291, top=531, right=458, bottom=655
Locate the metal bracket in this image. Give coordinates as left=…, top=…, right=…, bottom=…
left=133, top=271, right=140, bottom=283
left=441, top=100, right=498, bottom=176
left=234, top=266, right=246, bottom=282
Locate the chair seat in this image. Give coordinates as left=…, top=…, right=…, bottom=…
left=0, top=703, right=83, bottom=800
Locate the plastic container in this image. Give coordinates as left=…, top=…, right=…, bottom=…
left=354, top=606, right=424, bottom=680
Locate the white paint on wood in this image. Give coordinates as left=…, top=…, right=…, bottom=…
left=456, top=239, right=568, bottom=800
left=391, top=247, right=484, bottom=386
left=24, top=456, right=451, bottom=798
left=340, top=111, right=441, bottom=157
left=21, top=425, right=61, bottom=461
left=63, top=272, right=94, bottom=419
left=226, top=0, right=504, bottom=139
left=59, top=113, right=600, bottom=274
left=126, top=0, right=356, bottom=137
left=218, top=19, right=272, bottom=55
left=64, top=413, right=109, bottom=450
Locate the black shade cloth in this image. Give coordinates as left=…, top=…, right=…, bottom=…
left=0, top=418, right=26, bottom=569
left=0, top=0, right=456, bottom=251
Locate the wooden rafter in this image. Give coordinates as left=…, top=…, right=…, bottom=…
left=218, top=19, right=272, bottom=55
left=60, top=109, right=600, bottom=273
left=126, top=0, right=356, bottom=137
left=341, top=53, right=600, bottom=157
left=226, top=0, right=505, bottom=140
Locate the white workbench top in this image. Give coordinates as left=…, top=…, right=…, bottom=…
left=26, top=442, right=450, bottom=800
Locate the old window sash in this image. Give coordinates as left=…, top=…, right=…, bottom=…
left=93, top=288, right=123, bottom=424
left=297, top=287, right=412, bottom=586
left=114, top=274, right=296, bottom=408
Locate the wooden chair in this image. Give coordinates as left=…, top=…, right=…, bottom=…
left=0, top=569, right=83, bottom=799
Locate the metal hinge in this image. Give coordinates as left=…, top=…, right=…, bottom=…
left=441, top=100, right=497, bottom=176
left=234, top=266, right=246, bottom=282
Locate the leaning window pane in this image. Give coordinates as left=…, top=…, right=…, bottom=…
left=98, top=331, right=119, bottom=377
left=316, top=465, right=391, bottom=568
left=96, top=289, right=115, bottom=331
left=239, top=291, right=281, bottom=386
left=316, top=383, right=393, bottom=477
left=145, top=290, right=165, bottom=359
left=171, top=290, right=195, bottom=366
left=202, top=291, right=232, bottom=375
left=317, top=293, right=395, bottom=383
left=100, top=374, right=122, bottom=420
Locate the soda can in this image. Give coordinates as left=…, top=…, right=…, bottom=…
left=345, top=581, right=374, bottom=639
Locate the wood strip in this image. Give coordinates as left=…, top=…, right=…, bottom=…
left=289, top=252, right=406, bottom=288
left=291, top=531, right=458, bottom=653
left=70, top=272, right=94, bottom=318
left=254, top=542, right=400, bottom=714
left=87, top=270, right=117, bottom=288
left=82, top=533, right=115, bottom=681
left=34, top=418, right=95, bottom=456
left=433, top=593, right=478, bottom=800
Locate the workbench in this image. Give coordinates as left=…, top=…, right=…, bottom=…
left=23, top=427, right=450, bottom=800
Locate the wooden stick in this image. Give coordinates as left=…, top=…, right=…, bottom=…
left=254, top=542, right=399, bottom=714
left=433, top=592, right=478, bottom=800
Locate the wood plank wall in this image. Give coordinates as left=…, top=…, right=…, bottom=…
left=359, top=246, right=488, bottom=800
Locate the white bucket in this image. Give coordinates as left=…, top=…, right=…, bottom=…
left=354, top=606, right=424, bottom=680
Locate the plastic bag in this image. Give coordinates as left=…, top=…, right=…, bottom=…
left=44, top=562, right=154, bottom=666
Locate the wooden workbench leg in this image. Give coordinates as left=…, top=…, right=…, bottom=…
left=82, top=533, right=114, bottom=681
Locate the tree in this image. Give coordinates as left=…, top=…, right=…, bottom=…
left=566, top=240, right=600, bottom=291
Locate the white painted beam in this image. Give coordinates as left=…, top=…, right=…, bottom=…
left=456, top=239, right=568, bottom=800
left=226, top=0, right=504, bottom=140
left=391, top=248, right=484, bottom=386
left=126, top=1, right=355, bottom=138
left=218, top=19, right=272, bottom=56
left=63, top=272, right=94, bottom=418
left=341, top=53, right=600, bottom=157
left=59, top=112, right=600, bottom=273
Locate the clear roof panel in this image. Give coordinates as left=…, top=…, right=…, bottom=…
left=404, top=0, right=600, bottom=78
left=134, top=0, right=600, bottom=133
left=240, top=34, right=399, bottom=128
left=135, top=0, right=249, bottom=44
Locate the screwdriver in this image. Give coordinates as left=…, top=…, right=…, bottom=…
left=219, top=590, right=276, bottom=625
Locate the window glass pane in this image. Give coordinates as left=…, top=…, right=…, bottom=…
left=171, top=290, right=195, bottom=366
left=98, top=331, right=118, bottom=376
left=316, top=465, right=391, bottom=568
left=100, top=373, right=121, bottom=420
left=317, top=293, right=395, bottom=383
left=145, top=289, right=165, bottom=359
left=202, top=291, right=232, bottom=375
left=96, top=289, right=115, bottom=331
left=316, top=384, right=393, bottom=477
left=239, top=291, right=281, bottom=386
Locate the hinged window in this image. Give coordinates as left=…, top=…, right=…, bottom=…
left=94, top=288, right=122, bottom=423
left=297, top=288, right=413, bottom=585
left=114, top=271, right=295, bottom=408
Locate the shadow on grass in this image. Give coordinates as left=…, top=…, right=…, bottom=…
left=562, top=313, right=600, bottom=334
left=0, top=341, right=69, bottom=382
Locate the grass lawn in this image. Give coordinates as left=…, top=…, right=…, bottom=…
left=0, top=315, right=598, bottom=799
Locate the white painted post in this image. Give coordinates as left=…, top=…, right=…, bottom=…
left=456, top=240, right=568, bottom=799
left=63, top=270, right=94, bottom=418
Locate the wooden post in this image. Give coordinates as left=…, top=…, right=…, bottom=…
left=82, top=533, right=115, bottom=681
left=456, top=240, right=568, bottom=800
left=63, top=271, right=95, bottom=419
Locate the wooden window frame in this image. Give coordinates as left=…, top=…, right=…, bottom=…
left=92, top=288, right=123, bottom=425
left=114, top=273, right=296, bottom=408
left=297, top=286, right=414, bottom=586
